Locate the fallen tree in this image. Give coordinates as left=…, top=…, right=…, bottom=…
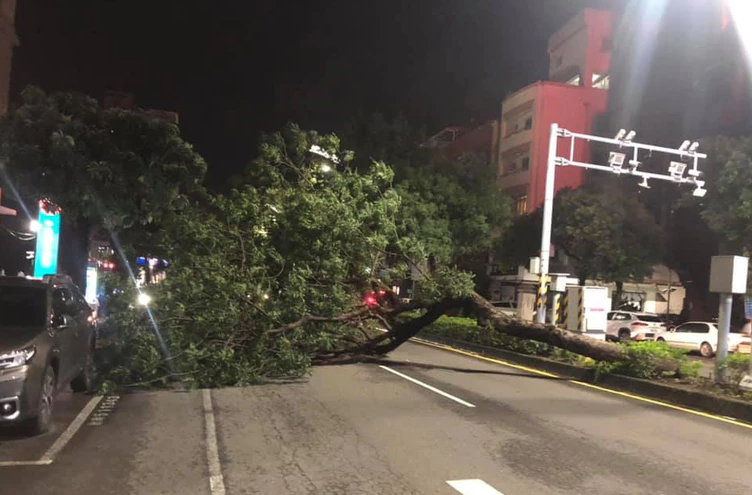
left=87, top=123, right=683, bottom=389
left=311, top=292, right=682, bottom=376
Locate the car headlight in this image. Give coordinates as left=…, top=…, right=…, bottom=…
left=0, top=346, right=36, bottom=370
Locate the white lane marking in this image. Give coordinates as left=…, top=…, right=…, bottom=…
left=0, top=460, right=53, bottom=467
left=202, top=389, right=226, bottom=495
left=447, top=479, right=505, bottom=494
left=378, top=365, right=475, bottom=408
left=40, top=395, right=103, bottom=462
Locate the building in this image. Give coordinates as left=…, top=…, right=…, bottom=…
left=421, top=121, right=500, bottom=165
left=0, top=0, right=18, bottom=114
left=497, top=8, right=613, bottom=214
left=102, top=90, right=180, bottom=125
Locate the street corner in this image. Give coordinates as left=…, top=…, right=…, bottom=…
left=0, top=391, right=106, bottom=466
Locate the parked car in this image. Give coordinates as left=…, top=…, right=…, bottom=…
left=655, top=321, right=751, bottom=358
left=606, top=311, right=665, bottom=342
left=0, top=275, right=96, bottom=434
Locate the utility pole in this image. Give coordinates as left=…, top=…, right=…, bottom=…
left=535, top=124, right=707, bottom=324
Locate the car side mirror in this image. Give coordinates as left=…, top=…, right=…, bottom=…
left=55, top=314, right=71, bottom=329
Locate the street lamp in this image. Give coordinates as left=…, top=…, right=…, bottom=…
left=535, top=124, right=707, bottom=324
left=308, top=145, right=340, bottom=173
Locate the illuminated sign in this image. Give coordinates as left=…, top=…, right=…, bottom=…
left=85, top=266, right=98, bottom=304
left=32, top=202, right=61, bottom=279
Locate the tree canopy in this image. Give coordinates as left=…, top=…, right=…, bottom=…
left=0, top=86, right=207, bottom=282
left=700, top=135, right=752, bottom=255
left=502, top=185, right=665, bottom=287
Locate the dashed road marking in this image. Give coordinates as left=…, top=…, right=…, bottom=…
left=378, top=365, right=476, bottom=408
left=0, top=460, right=53, bottom=467
left=447, top=479, right=505, bottom=494
left=202, top=389, right=226, bottom=495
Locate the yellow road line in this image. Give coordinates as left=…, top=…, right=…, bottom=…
left=410, top=338, right=752, bottom=431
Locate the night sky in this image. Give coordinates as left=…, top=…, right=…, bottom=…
left=11, top=0, right=624, bottom=186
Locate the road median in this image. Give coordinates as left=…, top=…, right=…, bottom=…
left=415, top=333, right=752, bottom=425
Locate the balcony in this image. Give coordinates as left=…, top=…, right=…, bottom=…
left=498, top=169, right=531, bottom=191
left=500, top=128, right=533, bottom=153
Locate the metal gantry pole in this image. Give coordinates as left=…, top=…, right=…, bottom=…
left=536, top=123, right=559, bottom=324
left=716, top=293, right=733, bottom=382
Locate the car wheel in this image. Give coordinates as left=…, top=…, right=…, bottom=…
left=71, top=349, right=95, bottom=393
left=656, top=337, right=666, bottom=343
left=28, top=366, right=56, bottom=435
left=700, top=342, right=714, bottom=358
left=618, top=329, right=631, bottom=342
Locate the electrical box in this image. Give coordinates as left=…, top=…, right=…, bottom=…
left=529, top=257, right=540, bottom=275
left=565, top=286, right=609, bottom=340
left=550, top=273, right=571, bottom=293
left=709, top=256, right=749, bottom=294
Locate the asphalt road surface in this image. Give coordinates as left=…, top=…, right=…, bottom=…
left=1, top=341, right=751, bottom=495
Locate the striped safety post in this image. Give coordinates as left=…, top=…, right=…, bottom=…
left=577, top=288, right=585, bottom=332
left=551, top=292, right=561, bottom=326
left=534, top=275, right=550, bottom=322
left=559, top=291, right=569, bottom=327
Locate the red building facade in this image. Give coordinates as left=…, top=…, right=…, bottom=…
left=498, top=9, right=613, bottom=213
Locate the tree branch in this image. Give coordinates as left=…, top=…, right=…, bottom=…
left=266, top=306, right=372, bottom=335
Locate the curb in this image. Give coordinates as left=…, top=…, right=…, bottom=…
left=418, top=334, right=752, bottom=425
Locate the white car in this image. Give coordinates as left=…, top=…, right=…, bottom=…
left=606, top=311, right=665, bottom=342
left=655, top=321, right=751, bottom=357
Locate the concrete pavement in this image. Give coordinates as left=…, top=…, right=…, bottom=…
left=1, top=341, right=751, bottom=494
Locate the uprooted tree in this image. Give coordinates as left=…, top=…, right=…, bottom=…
left=85, top=122, right=685, bottom=389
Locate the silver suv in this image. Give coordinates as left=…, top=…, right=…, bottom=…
left=606, top=311, right=665, bottom=342
left=0, top=275, right=96, bottom=434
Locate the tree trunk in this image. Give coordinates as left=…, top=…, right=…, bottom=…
left=612, top=280, right=624, bottom=310
left=317, top=292, right=681, bottom=375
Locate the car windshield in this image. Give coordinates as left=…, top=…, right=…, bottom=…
left=636, top=314, right=662, bottom=322
left=0, top=285, right=48, bottom=327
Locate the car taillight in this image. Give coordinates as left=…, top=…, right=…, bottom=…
left=632, top=322, right=648, bottom=327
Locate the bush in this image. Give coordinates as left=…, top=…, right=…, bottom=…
left=410, top=313, right=701, bottom=381
left=412, top=314, right=554, bottom=356
left=719, top=353, right=751, bottom=385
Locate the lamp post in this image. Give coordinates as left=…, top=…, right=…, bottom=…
left=535, top=124, right=707, bottom=324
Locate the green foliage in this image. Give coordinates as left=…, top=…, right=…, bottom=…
left=92, top=123, right=492, bottom=389
left=412, top=315, right=701, bottom=381
left=591, top=341, right=691, bottom=380
left=501, top=186, right=665, bottom=283
left=0, top=86, right=206, bottom=234
left=339, top=114, right=512, bottom=293
left=701, top=135, right=752, bottom=255
left=411, top=314, right=554, bottom=356
left=553, top=186, right=665, bottom=283
left=718, top=353, right=751, bottom=385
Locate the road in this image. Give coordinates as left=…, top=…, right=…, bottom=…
left=1, top=341, right=752, bottom=494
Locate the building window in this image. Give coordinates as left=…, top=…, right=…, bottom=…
left=516, top=195, right=528, bottom=215
left=521, top=157, right=530, bottom=171
left=593, top=73, right=610, bottom=89
left=507, top=161, right=517, bottom=175
left=566, top=74, right=582, bottom=86
left=524, top=117, right=533, bottom=130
